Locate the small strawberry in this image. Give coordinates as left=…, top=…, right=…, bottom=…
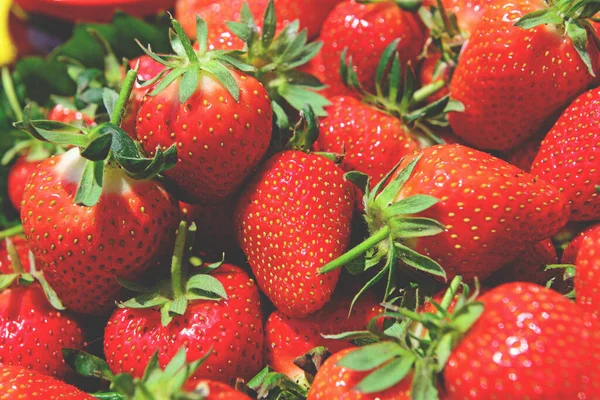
left=306, top=347, right=413, bottom=399
left=18, top=69, right=181, bottom=315
left=265, top=288, right=383, bottom=384
left=448, top=0, right=600, bottom=150
left=0, top=236, right=30, bottom=274
left=135, top=16, right=272, bottom=204
left=562, top=224, right=598, bottom=264
left=104, top=221, right=264, bottom=388
left=47, top=104, right=95, bottom=126
left=6, top=156, right=39, bottom=212
left=321, top=144, right=570, bottom=300
left=234, top=106, right=355, bottom=317
left=531, top=86, right=600, bottom=221
left=0, top=365, right=95, bottom=399
left=319, top=0, right=427, bottom=97
left=575, top=224, right=600, bottom=318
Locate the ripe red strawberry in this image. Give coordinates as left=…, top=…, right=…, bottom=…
left=0, top=365, right=95, bottom=399
left=104, top=223, right=264, bottom=388
left=0, top=236, right=30, bottom=275
left=484, top=238, right=559, bottom=287
left=321, top=144, right=570, bottom=293
left=316, top=95, right=420, bottom=188
left=0, top=284, right=85, bottom=379
left=319, top=0, right=426, bottom=97
left=235, top=109, right=355, bottom=317
left=562, top=224, right=598, bottom=264
left=504, top=134, right=544, bottom=172
left=419, top=53, right=451, bottom=104
left=423, top=0, right=489, bottom=35
left=306, top=347, right=413, bottom=399
left=265, top=289, right=383, bottom=383
left=175, top=0, right=341, bottom=48
left=531, top=86, right=600, bottom=221
left=135, top=17, right=272, bottom=203
left=448, top=0, right=599, bottom=150
left=443, top=282, right=596, bottom=399
left=197, top=380, right=253, bottom=399
left=47, top=104, right=95, bottom=126
left=7, top=156, right=38, bottom=212
left=575, top=224, right=600, bottom=318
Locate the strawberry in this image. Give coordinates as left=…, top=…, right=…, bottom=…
left=104, top=222, right=264, bottom=388
left=265, top=288, right=383, bottom=384
left=306, top=347, right=413, bottom=399
left=174, top=0, right=341, bottom=47
left=18, top=69, right=181, bottom=315
left=135, top=16, right=272, bottom=204
left=0, top=365, right=95, bottom=399
left=0, top=284, right=85, bottom=380
left=234, top=107, right=355, bottom=317
left=319, top=0, right=427, bottom=97
left=6, top=156, right=38, bottom=212
left=47, top=104, right=95, bottom=126
left=531, top=86, right=600, bottom=221
left=0, top=236, right=30, bottom=274
left=448, top=0, right=599, bottom=151
left=418, top=53, right=451, bottom=104
left=504, top=134, right=544, bottom=171
left=321, top=144, right=570, bottom=300
left=562, top=224, right=598, bottom=264
left=575, top=224, right=600, bottom=318
left=197, top=380, right=253, bottom=400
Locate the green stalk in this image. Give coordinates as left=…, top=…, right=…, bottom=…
left=319, top=226, right=391, bottom=274
left=2, top=67, right=23, bottom=121
left=171, top=221, right=188, bottom=299
left=439, top=275, right=462, bottom=310
left=110, top=68, right=138, bottom=126
left=412, top=80, right=445, bottom=104
left=0, top=224, right=23, bottom=240
left=435, top=0, right=458, bottom=38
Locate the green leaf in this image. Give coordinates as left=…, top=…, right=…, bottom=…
left=280, top=85, right=330, bottom=116
left=226, top=21, right=253, bottom=43
left=395, top=243, right=446, bottom=280
left=387, top=195, right=440, bottom=215
left=567, top=22, right=596, bottom=77
left=389, top=217, right=445, bottom=239
left=102, top=89, right=119, bottom=122
left=321, top=330, right=375, bottom=341
left=195, top=15, right=209, bottom=54
left=15, top=118, right=88, bottom=147
left=119, top=293, right=168, bottom=309
left=179, top=66, right=200, bottom=104
left=168, top=28, right=186, bottom=58
left=0, top=274, right=18, bottom=290
left=111, top=374, right=136, bottom=397
left=80, top=132, right=113, bottom=161
left=337, top=341, right=403, bottom=371
left=514, top=8, right=562, bottom=29
left=168, top=295, right=188, bottom=317
left=356, top=355, right=416, bottom=393
left=201, top=61, right=240, bottom=101
left=33, top=270, right=66, bottom=310
left=186, top=274, right=228, bottom=299
left=450, top=301, right=484, bottom=334
left=345, top=171, right=370, bottom=193
left=261, top=0, right=277, bottom=48
left=150, top=67, right=187, bottom=97
left=90, top=392, right=125, bottom=400
left=375, top=157, right=420, bottom=209
left=75, top=160, right=105, bottom=207
left=375, top=39, right=400, bottom=96
left=411, top=359, right=439, bottom=400
left=62, top=349, right=114, bottom=381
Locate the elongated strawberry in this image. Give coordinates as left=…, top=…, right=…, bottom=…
left=18, top=69, right=180, bottom=315
left=234, top=107, right=354, bottom=317
left=531, top=86, right=600, bottom=221
left=448, top=0, right=599, bottom=150
left=321, top=144, right=570, bottom=301
left=307, top=347, right=413, bottom=399
left=0, top=365, right=95, bottom=399
left=575, top=224, right=600, bottom=318
left=135, top=16, right=272, bottom=204
left=320, top=0, right=427, bottom=97
left=104, top=222, right=264, bottom=388
left=265, top=289, right=383, bottom=384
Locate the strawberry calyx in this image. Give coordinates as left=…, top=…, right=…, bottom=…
left=239, top=365, right=309, bottom=399
left=292, top=346, right=331, bottom=384
left=545, top=263, right=576, bottom=298
left=339, top=39, right=464, bottom=146
left=225, top=0, right=330, bottom=129
left=320, top=157, right=446, bottom=309
left=138, top=15, right=255, bottom=105
left=64, top=346, right=213, bottom=399
left=286, top=105, right=342, bottom=163
left=14, top=68, right=178, bottom=206
left=117, top=220, right=228, bottom=327
left=323, top=276, right=484, bottom=398
left=0, top=237, right=65, bottom=310
left=356, top=0, right=422, bottom=12
left=418, top=0, right=465, bottom=70
left=515, top=0, right=600, bottom=76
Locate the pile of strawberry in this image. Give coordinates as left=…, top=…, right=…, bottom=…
left=1, top=0, right=600, bottom=398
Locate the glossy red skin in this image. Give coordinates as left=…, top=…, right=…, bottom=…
left=265, top=290, right=383, bottom=382
left=320, top=0, right=426, bottom=98
left=485, top=239, right=558, bottom=287
left=316, top=96, right=420, bottom=187
left=0, top=365, right=94, bottom=399
left=7, top=157, right=39, bottom=212
left=136, top=70, right=272, bottom=204
left=47, top=104, right=95, bottom=126
left=122, top=55, right=165, bottom=136
left=444, top=282, right=596, bottom=399
left=307, top=348, right=412, bottom=399
left=0, top=285, right=84, bottom=380
left=235, top=151, right=354, bottom=317
left=504, top=135, right=544, bottom=172
left=448, top=0, right=597, bottom=151
left=197, top=380, right=253, bottom=400
left=0, top=236, right=31, bottom=275
left=21, top=150, right=180, bottom=315
left=104, top=264, right=263, bottom=388
left=392, top=144, right=569, bottom=281
left=562, top=224, right=599, bottom=264
left=531, top=87, right=600, bottom=222
left=575, top=225, right=600, bottom=318
left=423, top=0, right=490, bottom=35
left=175, top=0, right=341, bottom=49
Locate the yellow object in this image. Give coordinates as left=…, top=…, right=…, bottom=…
left=0, top=0, right=16, bottom=66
